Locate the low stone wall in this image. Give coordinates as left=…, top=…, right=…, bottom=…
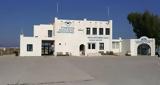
left=0, top=48, right=20, bottom=56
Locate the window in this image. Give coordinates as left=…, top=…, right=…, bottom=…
left=92, top=43, right=96, bottom=49
left=105, top=28, right=110, bottom=35
left=48, top=30, right=52, bottom=37
left=86, top=28, right=90, bottom=35
left=88, top=43, right=91, bottom=49
left=88, top=43, right=96, bottom=49
left=99, top=28, right=103, bottom=35
left=93, top=28, right=97, bottom=35
left=27, top=44, right=33, bottom=51
left=99, top=43, right=104, bottom=50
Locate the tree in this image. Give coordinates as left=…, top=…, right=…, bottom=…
left=127, top=11, right=160, bottom=47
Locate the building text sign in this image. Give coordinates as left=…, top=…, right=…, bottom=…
left=88, top=36, right=109, bottom=41
left=57, top=27, right=74, bottom=33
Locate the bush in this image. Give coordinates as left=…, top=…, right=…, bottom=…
left=106, top=51, right=114, bottom=55
left=14, top=51, right=19, bottom=56
left=109, top=51, right=114, bottom=55
left=99, top=51, right=114, bottom=55
left=99, top=51, right=105, bottom=55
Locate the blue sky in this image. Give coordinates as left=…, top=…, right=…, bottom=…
left=0, top=0, right=160, bottom=47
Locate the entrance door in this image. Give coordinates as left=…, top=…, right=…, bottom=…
left=42, top=40, right=54, bottom=55
left=79, top=44, right=85, bottom=55
left=137, top=44, right=151, bottom=55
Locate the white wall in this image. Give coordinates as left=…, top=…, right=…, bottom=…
left=121, top=39, right=131, bottom=55
left=20, top=35, right=41, bottom=56
left=34, top=24, right=54, bottom=39
left=112, top=38, right=122, bottom=54
left=54, top=18, right=112, bottom=56
left=20, top=24, right=55, bottom=56
left=130, top=37, right=155, bottom=56
left=130, top=39, right=137, bottom=56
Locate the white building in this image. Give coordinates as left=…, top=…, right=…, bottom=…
left=20, top=17, right=155, bottom=56
left=121, top=36, right=155, bottom=56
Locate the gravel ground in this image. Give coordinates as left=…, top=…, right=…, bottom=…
left=0, top=55, right=160, bottom=85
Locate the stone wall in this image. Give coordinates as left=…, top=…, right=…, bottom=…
left=0, top=48, right=20, bottom=56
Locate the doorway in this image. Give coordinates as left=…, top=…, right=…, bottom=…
left=79, top=44, right=85, bottom=55
left=42, top=40, right=54, bottom=55
left=137, top=44, right=151, bottom=55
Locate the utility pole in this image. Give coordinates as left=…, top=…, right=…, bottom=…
left=107, top=7, right=110, bottom=20
left=56, top=0, right=59, bottom=17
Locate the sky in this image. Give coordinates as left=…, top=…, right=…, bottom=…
left=0, top=0, right=160, bottom=47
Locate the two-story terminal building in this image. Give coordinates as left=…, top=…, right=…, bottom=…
left=20, top=17, right=155, bottom=56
